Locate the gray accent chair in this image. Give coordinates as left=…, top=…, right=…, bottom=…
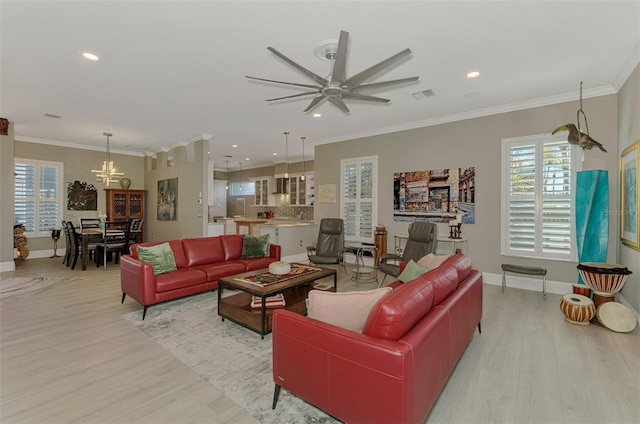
left=306, top=218, right=347, bottom=273
left=378, top=222, right=438, bottom=286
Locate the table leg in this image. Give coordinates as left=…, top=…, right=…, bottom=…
left=81, top=233, right=89, bottom=270
left=218, top=282, right=225, bottom=321
left=261, top=296, right=266, bottom=339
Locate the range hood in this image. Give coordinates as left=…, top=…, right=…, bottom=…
left=272, top=177, right=288, bottom=194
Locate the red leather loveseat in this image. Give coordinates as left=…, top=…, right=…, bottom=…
left=272, top=254, right=482, bottom=424
left=120, top=235, right=281, bottom=319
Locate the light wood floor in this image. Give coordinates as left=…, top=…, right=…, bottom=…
left=1, top=258, right=639, bottom=424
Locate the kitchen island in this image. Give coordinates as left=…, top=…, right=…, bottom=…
left=257, top=221, right=319, bottom=261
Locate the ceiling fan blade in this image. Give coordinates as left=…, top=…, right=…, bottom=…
left=246, top=75, right=320, bottom=90
left=303, top=95, right=327, bottom=112
left=357, top=76, right=419, bottom=91
left=342, top=93, right=390, bottom=103
left=328, top=97, right=350, bottom=113
left=345, top=48, right=413, bottom=88
left=266, top=91, right=320, bottom=102
left=267, top=47, right=328, bottom=86
left=330, top=30, right=349, bottom=85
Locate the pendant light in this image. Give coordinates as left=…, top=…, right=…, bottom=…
left=92, top=132, right=124, bottom=186
left=284, top=131, right=290, bottom=179
left=238, top=162, right=243, bottom=191
left=300, top=136, right=306, bottom=181
left=225, top=160, right=230, bottom=190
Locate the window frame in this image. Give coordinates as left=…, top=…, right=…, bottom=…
left=500, top=133, right=581, bottom=261
left=14, top=158, right=64, bottom=238
left=229, top=182, right=255, bottom=196
left=340, top=155, right=378, bottom=242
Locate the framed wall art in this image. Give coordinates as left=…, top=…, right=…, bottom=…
left=393, top=166, right=475, bottom=224
left=620, top=140, right=639, bottom=249
left=67, top=180, right=97, bottom=211
left=157, top=178, right=178, bottom=221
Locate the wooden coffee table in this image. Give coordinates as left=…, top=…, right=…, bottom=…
left=217, top=264, right=337, bottom=338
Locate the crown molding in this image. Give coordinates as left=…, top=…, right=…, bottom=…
left=313, top=85, right=618, bottom=146
left=15, top=136, right=146, bottom=157
left=612, top=38, right=640, bottom=91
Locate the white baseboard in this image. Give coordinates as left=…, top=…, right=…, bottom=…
left=1, top=249, right=58, bottom=274
left=482, top=272, right=572, bottom=296
left=0, top=261, right=16, bottom=272
left=485, top=271, right=640, bottom=327
left=616, top=293, right=640, bottom=325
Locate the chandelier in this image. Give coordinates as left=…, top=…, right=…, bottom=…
left=92, top=132, right=124, bottom=186
left=284, top=131, right=290, bottom=179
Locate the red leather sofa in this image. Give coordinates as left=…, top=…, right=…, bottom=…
left=272, top=254, right=482, bottom=424
left=120, top=235, right=281, bottom=319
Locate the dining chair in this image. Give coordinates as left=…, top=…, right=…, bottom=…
left=66, top=221, right=96, bottom=269
left=96, top=220, right=132, bottom=269
left=61, top=221, right=72, bottom=266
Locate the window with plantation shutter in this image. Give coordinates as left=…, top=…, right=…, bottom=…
left=501, top=135, right=580, bottom=261
left=340, top=156, right=377, bottom=241
left=14, top=159, right=63, bottom=237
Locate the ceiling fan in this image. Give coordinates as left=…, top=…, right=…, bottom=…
left=246, top=30, right=419, bottom=113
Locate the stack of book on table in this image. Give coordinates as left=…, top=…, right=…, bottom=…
left=251, top=293, right=286, bottom=309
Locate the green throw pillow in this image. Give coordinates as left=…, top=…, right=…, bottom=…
left=137, top=242, right=177, bottom=275
left=241, top=234, right=270, bottom=258
left=397, top=259, right=428, bottom=283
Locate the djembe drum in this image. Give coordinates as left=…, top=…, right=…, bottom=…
left=559, top=294, right=596, bottom=326
left=577, top=263, right=632, bottom=309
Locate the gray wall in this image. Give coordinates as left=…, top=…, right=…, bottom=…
left=0, top=122, right=16, bottom=271
left=315, top=94, right=619, bottom=287
left=143, top=140, right=208, bottom=242
left=9, top=139, right=146, bottom=255
left=617, top=64, right=640, bottom=313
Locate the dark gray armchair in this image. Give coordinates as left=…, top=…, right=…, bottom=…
left=306, top=218, right=346, bottom=273
left=378, top=222, right=438, bottom=286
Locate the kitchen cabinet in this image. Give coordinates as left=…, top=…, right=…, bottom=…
left=254, top=177, right=275, bottom=206
left=289, top=174, right=314, bottom=206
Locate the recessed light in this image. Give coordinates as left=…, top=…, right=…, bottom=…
left=313, top=113, right=322, bottom=118
left=466, top=71, right=480, bottom=79
left=232, top=144, right=238, bottom=148
left=245, top=157, right=250, bottom=161
left=82, top=52, right=100, bottom=61
left=273, top=153, right=278, bottom=156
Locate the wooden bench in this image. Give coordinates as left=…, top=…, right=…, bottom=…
left=501, top=264, right=547, bottom=300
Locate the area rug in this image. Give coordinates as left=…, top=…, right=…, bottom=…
left=0, top=277, right=83, bottom=303
left=122, top=293, right=339, bottom=424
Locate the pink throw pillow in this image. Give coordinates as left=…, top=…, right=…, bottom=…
left=417, top=253, right=450, bottom=270
left=307, top=287, right=392, bottom=332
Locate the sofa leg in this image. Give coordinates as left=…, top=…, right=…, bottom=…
left=121, top=293, right=126, bottom=304
left=478, top=322, right=482, bottom=334
left=142, top=306, right=148, bottom=320
left=272, top=384, right=281, bottom=409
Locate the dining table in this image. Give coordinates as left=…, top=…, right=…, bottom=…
left=79, top=227, right=124, bottom=270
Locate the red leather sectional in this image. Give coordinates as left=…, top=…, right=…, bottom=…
left=120, top=235, right=281, bottom=319
left=272, top=253, right=482, bottom=424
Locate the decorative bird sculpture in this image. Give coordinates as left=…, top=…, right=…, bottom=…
left=552, top=123, right=607, bottom=152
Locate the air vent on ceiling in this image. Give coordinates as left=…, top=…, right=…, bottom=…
left=43, top=113, right=62, bottom=119
left=411, top=89, right=435, bottom=100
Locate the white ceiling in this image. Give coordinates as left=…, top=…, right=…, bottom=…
left=2, top=1, right=639, bottom=170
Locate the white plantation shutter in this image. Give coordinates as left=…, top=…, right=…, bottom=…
left=502, top=136, right=579, bottom=260
left=341, top=156, right=377, bottom=241
left=14, top=159, right=63, bottom=237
